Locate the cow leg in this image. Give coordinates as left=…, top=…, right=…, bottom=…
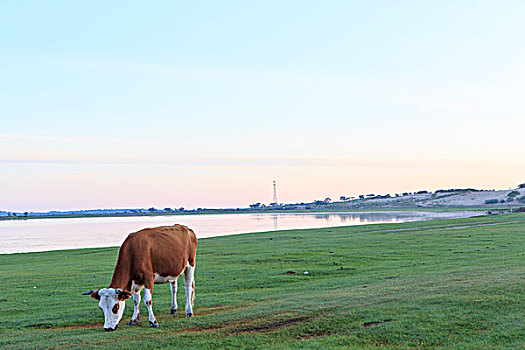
left=143, top=288, right=158, bottom=327
left=184, top=263, right=195, bottom=317
left=128, top=292, right=141, bottom=325
left=169, top=279, right=178, bottom=314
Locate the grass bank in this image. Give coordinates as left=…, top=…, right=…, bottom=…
left=0, top=214, right=523, bottom=349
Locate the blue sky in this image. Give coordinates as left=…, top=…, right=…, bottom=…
left=1, top=1, right=524, bottom=211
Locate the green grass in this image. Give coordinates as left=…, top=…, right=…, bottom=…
left=0, top=214, right=523, bottom=349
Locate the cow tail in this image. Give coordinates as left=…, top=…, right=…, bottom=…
left=188, top=229, right=197, bottom=267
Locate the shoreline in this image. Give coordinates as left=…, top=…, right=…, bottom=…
left=0, top=210, right=486, bottom=255
left=0, top=206, right=492, bottom=222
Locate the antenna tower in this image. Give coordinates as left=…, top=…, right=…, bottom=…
left=272, top=180, right=278, bottom=204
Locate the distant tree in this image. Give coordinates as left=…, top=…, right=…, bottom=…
left=324, top=198, right=332, bottom=203
left=164, top=207, right=173, bottom=211
left=148, top=207, right=157, bottom=212
left=359, top=195, right=365, bottom=199
left=178, top=207, right=185, bottom=211
left=24, top=212, right=28, bottom=217
left=339, top=196, right=347, bottom=201
left=249, top=202, right=262, bottom=209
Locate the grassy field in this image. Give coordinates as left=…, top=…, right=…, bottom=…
left=0, top=214, right=523, bottom=349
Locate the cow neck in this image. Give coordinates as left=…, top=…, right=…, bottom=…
left=108, top=248, right=132, bottom=291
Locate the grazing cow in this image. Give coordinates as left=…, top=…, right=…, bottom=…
left=82, top=225, right=197, bottom=331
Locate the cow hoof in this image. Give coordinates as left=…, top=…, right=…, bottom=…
left=186, top=313, right=193, bottom=318
left=128, top=319, right=139, bottom=326
left=149, top=321, right=159, bottom=328
left=169, top=308, right=177, bottom=315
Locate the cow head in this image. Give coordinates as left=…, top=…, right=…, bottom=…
left=82, top=288, right=132, bottom=331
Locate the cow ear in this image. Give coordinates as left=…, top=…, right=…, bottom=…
left=117, top=290, right=132, bottom=301
left=81, top=289, right=100, bottom=301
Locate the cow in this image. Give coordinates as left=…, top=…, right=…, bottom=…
left=82, top=224, right=197, bottom=331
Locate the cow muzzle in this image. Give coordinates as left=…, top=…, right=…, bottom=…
left=104, top=324, right=118, bottom=332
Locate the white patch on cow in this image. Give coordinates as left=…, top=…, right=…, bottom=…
left=131, top=292, right=141, bottom=322
left=97, top=288, right=126, bottom=331
left=143, top=288, right=157, bottom=324
left=130, top=280, right=143, bottom=294
left=184, top=263, right=195, bottom=316
left=154, top=273, right=178, bottom=284
left=129, top=280, right=143, bottom=323
left=170, top=279, right=178, bottom=311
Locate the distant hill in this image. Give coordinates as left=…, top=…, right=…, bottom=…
left=316, top=188, right=525, bottom=210
left=2, top=186, right=525, bottom=219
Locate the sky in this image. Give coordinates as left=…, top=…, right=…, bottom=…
left=1, top=1, right=524, bottom=211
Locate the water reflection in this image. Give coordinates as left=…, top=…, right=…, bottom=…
left=0, top=211, right=481, bottom=254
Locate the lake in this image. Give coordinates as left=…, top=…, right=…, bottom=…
left=0, top=211, right=482, bottom=254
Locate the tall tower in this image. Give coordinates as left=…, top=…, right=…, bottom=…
left=272, top=180, right=278, bottom=204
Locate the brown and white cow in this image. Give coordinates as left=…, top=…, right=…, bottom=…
left=82, top=224, right=197, bottom=331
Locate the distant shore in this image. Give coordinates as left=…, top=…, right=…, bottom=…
left=2, top=187, right=523, bottom=221
left=0, top=206, right=495, bottom=222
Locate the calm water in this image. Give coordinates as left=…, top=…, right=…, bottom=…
left=0, top=211, right=482, bottom=254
